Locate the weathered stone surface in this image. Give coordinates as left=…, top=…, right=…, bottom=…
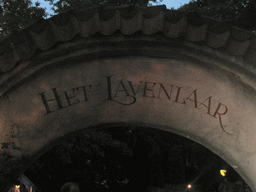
left=0, top=5, right=255, bottom=72
left=1, top=5, right=256, bottom=192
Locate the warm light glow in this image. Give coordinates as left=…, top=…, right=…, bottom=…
left=15, top=185, right=20, bottom=189
left=187, top=184, right=192, bottom=189
left=220, top=169, right=227, bottom=177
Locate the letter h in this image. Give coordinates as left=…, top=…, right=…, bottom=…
left=38, top=87, right=64, bottom=115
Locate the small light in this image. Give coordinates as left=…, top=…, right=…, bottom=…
left=220, top=169, right=227, bottom=177
left=187, top=184, right=192, bottom=189
left=15, top=185, right=20, bottom=189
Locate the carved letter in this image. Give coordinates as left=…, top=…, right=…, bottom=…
left=38, top=87, right=64, bottom=115
left=199, top=96, right=212, bottom=115
left=106, top=75, right=114, bottom=101
left=106, top=75, right=136, bottom=105
left=158, top=84, right=174, bottom=100
left=174, top=86, right=186, bottom=104
left=115, top=79, right=130, bottom=97
left=213, top=102, right=231, bottom=135
left=64, top=88, right=80, bottom=106
left=143, top=82, right=156, bottom=98
left=186, top=89, right=199, bottom=108
left=77, top=85, right=92, bottom=101
left=127, top=81, right=143, bottom=96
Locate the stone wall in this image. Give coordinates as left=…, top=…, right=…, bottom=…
left=1, top=5, right=256, bottom=192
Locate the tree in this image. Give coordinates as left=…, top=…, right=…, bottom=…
left=0, top=0, right=47, bottom=39
left=179, top=0, right=256, bottom=30
left=24, top=129, right=133, bottom=191
left=45, top=0, right=162, bottom=15
left=24, top=127, right=223, bottom=191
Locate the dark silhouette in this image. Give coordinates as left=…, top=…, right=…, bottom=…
left=60, top=182, right=80, bottom=192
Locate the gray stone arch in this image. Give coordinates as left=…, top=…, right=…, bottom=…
left=1, top=5, right=256, bottom=191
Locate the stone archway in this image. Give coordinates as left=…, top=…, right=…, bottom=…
left=1, top=5, right=256, bottom=191
left=23, top=124, right=236, bottom=192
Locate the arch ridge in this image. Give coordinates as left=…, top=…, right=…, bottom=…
left=0, top=5, right=255, bottom=73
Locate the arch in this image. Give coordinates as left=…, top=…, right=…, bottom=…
left=24, top=123, right=237, bottom=191
left=1, top=5, right=256, bottom=191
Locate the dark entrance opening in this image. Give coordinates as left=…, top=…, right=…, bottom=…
left=20, top=126, right=251, bottom=192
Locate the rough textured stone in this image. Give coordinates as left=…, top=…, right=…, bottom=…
left=1, top=5, right=256, bottom=192
left=0, top=5, right=255, bottom=72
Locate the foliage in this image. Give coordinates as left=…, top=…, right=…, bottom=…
left=45, top=0, right=161, bottom=15
left=179, top=0, right=256, bottom=30
left=0, top=0, right=46, bottom=39
left=24, top=127, right=228, bottom=192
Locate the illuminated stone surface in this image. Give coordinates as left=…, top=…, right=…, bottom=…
left=0, top=5, right=256, bottom=191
